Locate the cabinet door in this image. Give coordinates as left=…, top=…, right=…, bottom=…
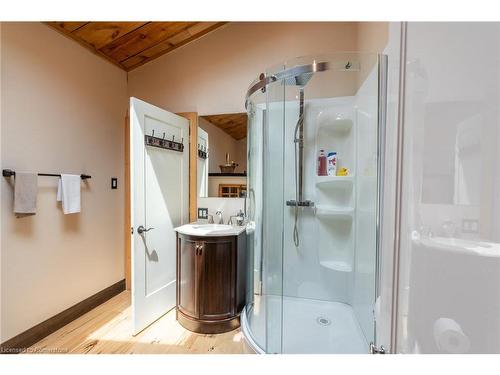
left=177, top=236, right=198, bottom=318
left=198, top=238, right=236, bottom=320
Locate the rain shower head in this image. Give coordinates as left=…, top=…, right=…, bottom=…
left=276, top=61, right=329, bottom=88
left=245, top=61, right=329, bottom=108
left=282, top=72, right=314, bottom=87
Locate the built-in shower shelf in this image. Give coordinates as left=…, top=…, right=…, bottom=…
left=320, top=260, right=353, bottom=273
left=318, top=118, right=353, bottom=134
left=315, top=175, right=354, bottom=188
left=316, top=205, right=354, bottom=219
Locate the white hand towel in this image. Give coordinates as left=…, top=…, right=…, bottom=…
left=14, top=172, right=38, bottom=216
left=57, top=174, right=81, bottom=214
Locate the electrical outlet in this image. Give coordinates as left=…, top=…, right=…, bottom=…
left=198, top=207, right=208, bottom=219
left=111, top=177, right=118, bottom=189
left=462, top=219, right=479, bottom=234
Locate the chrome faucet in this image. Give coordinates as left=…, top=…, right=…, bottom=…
left=215, top=210, right=224, bottom=224
left=228, top=209, right=245, bottom=226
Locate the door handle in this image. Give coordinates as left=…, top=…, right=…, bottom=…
left=195, top=244, right=203, bottom=256
left=137, top=225, right=154, bottom=235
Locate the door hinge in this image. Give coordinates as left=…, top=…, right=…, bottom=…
left=131, top=227, right=134, bottom=235
left=369, top=342, right=386, bottom=354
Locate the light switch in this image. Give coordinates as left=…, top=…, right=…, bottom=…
left=111, top=178, right=118, bottom=189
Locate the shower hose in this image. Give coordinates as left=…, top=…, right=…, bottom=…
left=293, top=112, right=304, bottom=248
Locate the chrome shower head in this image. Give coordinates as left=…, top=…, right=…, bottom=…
left=278, top=61, right=329, bottom=88
left=282, top=72, right=314, bottom=87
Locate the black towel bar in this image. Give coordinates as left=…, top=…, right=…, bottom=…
left=2, top=169, right=91, bottom=180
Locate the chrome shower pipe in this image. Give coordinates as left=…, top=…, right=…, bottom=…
left=297, top=88, right=305, bottom=202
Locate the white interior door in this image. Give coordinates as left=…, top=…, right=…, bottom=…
left=130, top=97, right=189, bottom=334
left=197, top=127, right=209, bottom=197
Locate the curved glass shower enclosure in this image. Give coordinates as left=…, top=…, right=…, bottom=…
left=242, top=53, right=387, bottom=354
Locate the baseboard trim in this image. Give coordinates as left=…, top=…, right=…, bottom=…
left=0, top=279, right=126, bottom=354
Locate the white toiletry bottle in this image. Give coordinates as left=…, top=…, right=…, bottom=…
left=327, top=152, right=337, bottom=176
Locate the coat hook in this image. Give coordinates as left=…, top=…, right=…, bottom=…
left=152, top=129, right=155, bottom=137
left=172, top=135, right=175, bottom=142
left=181, top=137, right=184, bottom=144
left=162, top=132, right=166, bottom=139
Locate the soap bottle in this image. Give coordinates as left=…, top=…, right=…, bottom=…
left=327, top=152, right=337, bottom=176
left=317, top=149, right=327, bottom=176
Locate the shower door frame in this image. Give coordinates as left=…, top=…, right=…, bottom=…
left=373, top=53, right=389, bottom=353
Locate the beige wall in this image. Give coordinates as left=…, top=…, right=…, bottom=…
left=128, top=22, right=360, bottom=115
left=356, top=22, right=389, bottom=86
left=235, top=138, right=247, bottom=173
left=198, top=117, right=247, bottom=174
left=357, top=22, right=389, bottom=53
left=0, top=23, right=127, bottom=342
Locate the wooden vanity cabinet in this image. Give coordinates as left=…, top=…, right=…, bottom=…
left=176, top=232, right=246, bottom=334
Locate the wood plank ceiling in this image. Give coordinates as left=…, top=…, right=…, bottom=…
left=201, top=113, right=248, bottom=140
left=46, top=22, right=226, bottom=71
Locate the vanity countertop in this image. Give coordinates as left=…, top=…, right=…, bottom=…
left=175, top=223, right=246, bottom=237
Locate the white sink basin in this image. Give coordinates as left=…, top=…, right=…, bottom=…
left=415, top=235, right=500, bottom=257
left=175, top=223, right=246, bottom=237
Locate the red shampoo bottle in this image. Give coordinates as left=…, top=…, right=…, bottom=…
left=317, top=149, right=327, bottom=176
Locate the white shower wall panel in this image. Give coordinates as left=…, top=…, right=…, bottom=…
left=282, top=97, right=357, bottom=303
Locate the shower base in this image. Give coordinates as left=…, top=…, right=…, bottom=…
left=241, top=295, right=368, bottom=354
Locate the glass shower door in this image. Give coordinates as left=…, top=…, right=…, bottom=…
left=244, top=68, right=286, bottom=353
left=396, top=22, right=500, bottom=354
left=243, top=54, right=387, bottom=354
left=277, top=54, right=385, bottom=353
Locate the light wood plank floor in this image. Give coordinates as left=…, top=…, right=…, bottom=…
left=28, top=291, right=248, bottom=354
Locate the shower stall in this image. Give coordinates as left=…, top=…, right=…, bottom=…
left=242, top=53, right=387, bottom=354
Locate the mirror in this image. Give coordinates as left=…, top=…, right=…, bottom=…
left=197, top=113, right=247, bottom=198
left=421, top=101, right=482, bottom=206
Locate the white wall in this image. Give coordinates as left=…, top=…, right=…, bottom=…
left=197, top=197, right=244, bottom=224
left=0, top=23, right=127, bottom=342
left=128, top=22, right=359, bottom=115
